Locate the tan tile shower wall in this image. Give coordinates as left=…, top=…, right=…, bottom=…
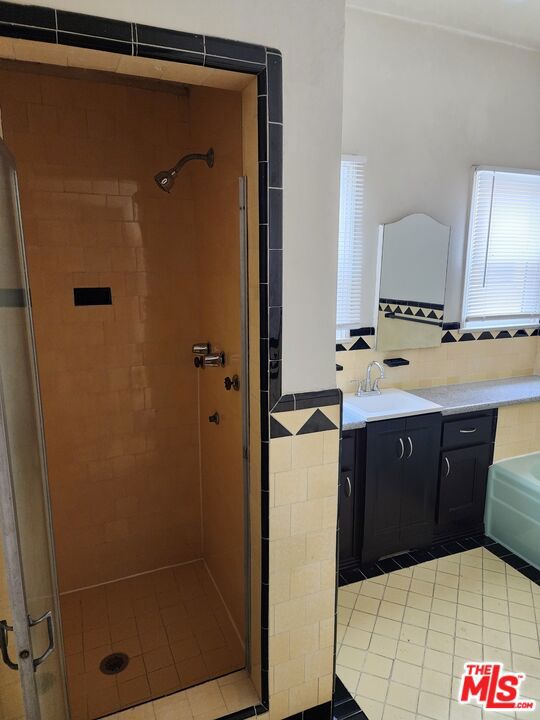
left=189, top=87, right=245, bottom=637
left=268, top=413, right=340, bottom=719
left=337, top=336, right=538, bottom=395
left=0, top=67, right=203, bottom=591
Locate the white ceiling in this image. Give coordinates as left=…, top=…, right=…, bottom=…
left=346, top=0, right=540, bottom=51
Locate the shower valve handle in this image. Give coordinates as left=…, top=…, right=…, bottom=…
left=224, top=375, right=240, bottom=391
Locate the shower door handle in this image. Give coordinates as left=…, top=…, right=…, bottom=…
left=0, top=619, right=18, bottom=671
left=29, top=610, right=55, bottom=670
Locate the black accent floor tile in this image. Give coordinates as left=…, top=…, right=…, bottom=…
left=485, top=542, right=512, bottom=558
left=441, top=540, right=466, bottom=555
left=409, top=549, right=435, bottom=563
left=393, top=553, right=417, bottom=569
left=427, top=544, right=451, bottom=558
left=305, top=701, right=332, bottom=720
left=377, top=557, right=402, bottom=573
left=519, top=565, right=540, bottom=585
left=501, top=552, right=528, bottom=570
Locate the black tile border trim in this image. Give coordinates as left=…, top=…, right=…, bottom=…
left=272, top=388, right=342, bottom=413
left=338, top=534, right=540, bottom=589
left=379, top=297, right=444, bottom=312
left=0, top=2, right=285, bottom=715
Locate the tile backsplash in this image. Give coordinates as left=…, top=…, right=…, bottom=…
left=337, top=333, right=539, bottom=394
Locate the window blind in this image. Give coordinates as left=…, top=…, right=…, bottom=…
left=336, top=155, right=365, bottom=341
left=462, top=168, right=540, bottom=329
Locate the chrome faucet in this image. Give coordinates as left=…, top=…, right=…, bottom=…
left=357, top=361, right=385, bottom=395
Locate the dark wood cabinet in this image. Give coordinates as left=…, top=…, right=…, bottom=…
left=435, top=410, right=497, bottom=541
left=362, top=413, right=441, bottom=564
left=339, top=430, right=365, bottom=567
left=338, top=407, right=498, bottom=573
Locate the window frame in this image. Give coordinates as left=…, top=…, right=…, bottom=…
left=461, top=164, right=540, bottom=332
left=336, top=154, right=367, bottom=342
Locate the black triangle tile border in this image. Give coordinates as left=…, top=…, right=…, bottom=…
left=297, top=408, right=338, bottom=435
left=270, top=416, right=292, bottom=438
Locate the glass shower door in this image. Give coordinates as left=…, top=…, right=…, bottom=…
left=0, top=140, right=68, bottom=720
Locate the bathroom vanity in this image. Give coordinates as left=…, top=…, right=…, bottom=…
left=338, top=374, right=540, bottom=571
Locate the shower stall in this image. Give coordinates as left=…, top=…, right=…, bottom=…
left=0, top=62, right=256, bottom=720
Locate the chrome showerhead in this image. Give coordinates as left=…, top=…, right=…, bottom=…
left=154, top=148, right=214, bottom=193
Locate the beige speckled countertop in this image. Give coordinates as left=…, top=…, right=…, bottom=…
left=342, top=375, right=540, bottom=431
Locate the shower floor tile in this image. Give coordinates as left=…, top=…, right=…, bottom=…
left=60, top=560, right=245, bottom=720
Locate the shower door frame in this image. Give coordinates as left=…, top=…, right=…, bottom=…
left=0, top=5, right=283, bottom=718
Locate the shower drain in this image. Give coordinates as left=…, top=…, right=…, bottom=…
left=99, top=652, right=130, bottom=675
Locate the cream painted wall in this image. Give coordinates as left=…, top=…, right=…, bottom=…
left=10, top=0, right=346, bottom=395
left=343, top=8, right=540, bottom=326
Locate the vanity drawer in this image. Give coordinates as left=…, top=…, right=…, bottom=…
left=442, top=412, right=495, bottom=449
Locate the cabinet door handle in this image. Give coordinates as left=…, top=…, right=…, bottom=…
left=345, top=476, right=352, bottom=498
left=459, top=428, right=477, bottom=434
left=398, top=437, right=404, bottom=459
left=406, top=436, right=413, bottom=459
left=444, top=456, right=450, bottom=477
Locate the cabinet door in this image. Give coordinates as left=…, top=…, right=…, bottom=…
left=438, top=444, right=491, bottom=526
left=399, top=414, right=441, bottom=549
left=363, top=419, right=406, bottom=563
left=339, top=432, right=356, bottom=564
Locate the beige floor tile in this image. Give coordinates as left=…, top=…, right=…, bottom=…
left=343, top=626, right=372, bottom=650
left=391, top=660, right=422, bottom=688
left=385, top=681, right=419, bottom=712
left=362, top=652, right=393, bottom=679
left=338, top=549, right=540, bottom=720
left=369, top=633, right=398, bottom=659
left=421, top=668, right=451, bottom=697
left=357, top=697, right=384, bottom=720
left=357, top=672, right=389, bottom=702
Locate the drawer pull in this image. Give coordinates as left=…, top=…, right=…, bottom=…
left=345, top=476, right=352, bottom=498
left=459, top=428, right=477, bottom=434
left=398, top=437, right=405, bottom=459
left=444, top=456, right=450, bottom=477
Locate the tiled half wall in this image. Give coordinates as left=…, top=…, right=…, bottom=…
left=267, top=399, right=340, bottom=719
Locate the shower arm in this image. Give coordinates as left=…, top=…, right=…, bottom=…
left=169, top=151, right=213, bottom=178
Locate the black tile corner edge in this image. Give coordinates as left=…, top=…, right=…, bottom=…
left=272, top=394, right=295, bottom=413
left=303, top=700, right=333, bottom=720
left=0, top=12, right=282, bottom=716
left=0, top=1, right=56, bottom=28
left=135, top=23, right=203, bottom=53
left=205, top=34, right=266, bottom=64
left=218, top=707, right=258, bottom=720
left=441, top=321, right=461, bottom=330
left=383, top=357, right=409, bottom=367
left=349, top=326, right=375, bottom=337
left=57, top=9, right=132, bottom=41
left=295, top=388, right=341, bottom=410
left=267, top=51, right=283, bottom=123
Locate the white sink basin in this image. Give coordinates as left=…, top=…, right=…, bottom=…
left=343, top=388, right=442, bottom=422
